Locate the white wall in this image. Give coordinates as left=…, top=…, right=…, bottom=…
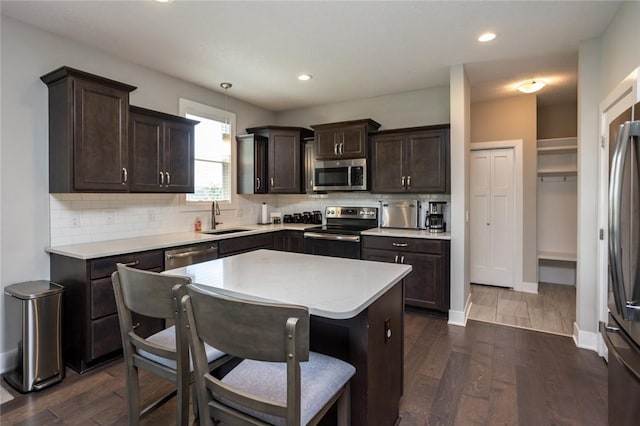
left=276, top=86, right=450, bottom=130
left=599, top=1, right=640, bottom=99
left=575, top=0, right=640, bottom=350
left=576, top=38, right=601, bottom=348
left=448, top=64, right=471, bottom=325
left=0, top=16, right=276, bottom=369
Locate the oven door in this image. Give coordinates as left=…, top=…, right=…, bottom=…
left=303, top=232, right=361, bottom=259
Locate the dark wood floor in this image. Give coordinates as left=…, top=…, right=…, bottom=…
left=1, top=312, right=608, bottom=425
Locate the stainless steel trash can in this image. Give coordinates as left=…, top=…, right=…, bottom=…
left=4, top=281, right=64, bottom=392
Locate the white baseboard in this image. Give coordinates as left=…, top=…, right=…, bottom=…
left=572, top=322, right=599, bottom=352
left=516, top=281, right=538, bottom=294
left=0, top=348, right=18, bottom=374
left=448, top=293, right=472, bottom=326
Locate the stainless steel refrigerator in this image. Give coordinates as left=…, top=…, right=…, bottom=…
left=602, top=102, right=640, bottom=425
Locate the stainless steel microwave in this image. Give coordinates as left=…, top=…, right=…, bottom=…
left=313, top=158, right=367, bottom=191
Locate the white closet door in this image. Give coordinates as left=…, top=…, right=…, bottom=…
left=470, top=148, right=515, bottom=287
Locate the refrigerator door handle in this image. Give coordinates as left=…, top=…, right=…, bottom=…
left=608, top=121, right=640, bottom=319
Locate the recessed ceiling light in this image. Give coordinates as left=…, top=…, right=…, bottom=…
left=297, top=74, right=312, bottom=81
left=516, top=79, right=547, bottom=94
left=478, top=32, right=497, bottom=42
left=155, top=0, right=174, bottom=3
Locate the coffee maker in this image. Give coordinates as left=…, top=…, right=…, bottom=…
left=425, top=201, right=446, bottom=233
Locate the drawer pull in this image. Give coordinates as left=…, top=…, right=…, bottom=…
left=392, top=242, right=408, bottom=247
left=122, top=260, right=140, bottom=267
left=132, top=322, right=141, bottom=330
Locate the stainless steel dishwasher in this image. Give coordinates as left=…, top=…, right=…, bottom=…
left=164, top=243, right=219, bottom=269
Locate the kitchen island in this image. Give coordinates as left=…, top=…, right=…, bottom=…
left=166, top=249, right=412, bottom=425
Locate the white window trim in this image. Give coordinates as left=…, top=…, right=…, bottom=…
left=178, top=98, right=237, bottom=211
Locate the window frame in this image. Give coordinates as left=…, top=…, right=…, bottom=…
left=178, top=98, right=237, bottom=209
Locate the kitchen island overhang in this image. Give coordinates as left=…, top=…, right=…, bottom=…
left=165, top=249, right=411, bottom=425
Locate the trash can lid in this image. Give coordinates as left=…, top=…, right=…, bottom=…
left=4, top=281, right=63, bottom=299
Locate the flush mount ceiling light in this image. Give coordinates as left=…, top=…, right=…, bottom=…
left=155, top=0, right=174, bottom=3
left=516, top=79, right=547, bottom=94
left=220, top=82, right=232, bottom=142
left=478, top=32, right=497, bottom=42
left=297, top=73, right=312, bottom=81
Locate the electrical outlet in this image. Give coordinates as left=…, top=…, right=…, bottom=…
left=104, top=210, right=114, bottom=225
left=72, top=216, right=80, bottom=228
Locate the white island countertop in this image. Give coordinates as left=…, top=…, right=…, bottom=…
left=165, top=249, right=412, bottom=320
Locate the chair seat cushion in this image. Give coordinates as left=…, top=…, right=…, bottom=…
left=138, top=326, right=225, bottom=370
left=217, top=351, right=355, bottom=425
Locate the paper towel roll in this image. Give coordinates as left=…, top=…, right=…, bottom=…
left=261, top=203, right=269, bottom=224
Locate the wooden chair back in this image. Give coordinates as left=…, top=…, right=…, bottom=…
left=181, top=284, right=310, bottom=425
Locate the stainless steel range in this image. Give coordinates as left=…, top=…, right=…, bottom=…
left=303, top=206, right=378, bottom=259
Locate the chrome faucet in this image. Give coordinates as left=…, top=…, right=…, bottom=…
left=211, top=200, right=222, bottom=229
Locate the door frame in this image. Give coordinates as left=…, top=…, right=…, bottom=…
left=597, top=68, right=639, bottom=356
left=469, top=140, right=524, bottom=291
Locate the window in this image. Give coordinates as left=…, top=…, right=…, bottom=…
left=179, top=99, right=235, bottom=203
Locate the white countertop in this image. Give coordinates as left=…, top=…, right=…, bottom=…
left=361, top=228, right=451, bottom=240
left=45, top=223, right=450, bottom=260
left=45, top=224, right=313, bottom=260
left=164, top=249, right=412, bottom=320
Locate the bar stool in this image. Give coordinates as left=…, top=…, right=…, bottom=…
left=112, top=264, right=229, bottom=426
left=180, top=283, right=356, bottom=426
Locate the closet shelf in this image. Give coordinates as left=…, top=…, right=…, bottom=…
left=537, top=251, right=577, bottom=262
left=537, top=146, right=577, bottom=155
left=537, top=168, right=578, bottom=177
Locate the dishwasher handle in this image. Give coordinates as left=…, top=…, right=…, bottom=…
left=165, top=246, right=218, bottom=259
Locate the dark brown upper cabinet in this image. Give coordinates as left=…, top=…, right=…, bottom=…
left=245, top=126, right=313, bottom=194
left=311, top=119, right=381, bottom=160
left=41, top=66, right=137, bottom=193
left=371, top=125, right=450, bottom=193
left=129, top=106, right=197, bottom=193
left=236, top=133, right=268, bottom=194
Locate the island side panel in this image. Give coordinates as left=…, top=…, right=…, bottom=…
left=310, top=280, right=404, bottom=426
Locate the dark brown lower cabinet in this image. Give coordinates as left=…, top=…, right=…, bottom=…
left=361, top=236, right=450, bottom=313
left=50, top=250, right=165, bottom=373
left=218, top=233, right=274, bottom=257
left=273, top=230, right=304, bottom=253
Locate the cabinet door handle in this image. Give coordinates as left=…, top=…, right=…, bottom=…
left=339, top=142, right=344, bottom=155
left=400, top=256, right=405, bottom=264
left=160, top=171, right=164, bottom=186
left=394, top=255, right=399, bottom=263
left=122, top=260, right=140, bottom=267
left=334, top=143, right=339, bottom=156
left=132, top=322, right=141, bottom=330
left=392, top=242, right=408, bottom=247
left=401, top=176, right=406, bottom=187
left=122, top=168, right=128, bottom=184
left=256, top=177, right=261, bottom=189
left=165, top=172, right=170, bottom=185
left=407, top=175, right=411, bottom=188
left=270, top=177, right=274, bottom=188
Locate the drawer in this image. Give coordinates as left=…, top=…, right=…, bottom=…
left=90, top=312, right=165, bottom=361
left=91, top=266, right=163, bottom=319
left=218, top=233, right=273, bottom=255
left=90, top=314, right=122, bottom=360
left=91, top=277, right=117, bottom=319
left=361, top=236, right=443, bottom=254
left=90, top=250, right=164, bottom=280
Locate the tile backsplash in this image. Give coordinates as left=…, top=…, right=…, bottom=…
left=49, top=192, right=450, bottom=246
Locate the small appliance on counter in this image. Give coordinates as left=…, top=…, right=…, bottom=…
left=425, top=201, right=447, bottom=232
left=379, top=200, right=419, bottom=229
left=312, top=210, right=323, bottom=224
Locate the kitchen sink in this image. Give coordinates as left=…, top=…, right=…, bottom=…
left=201, top=228, right=251, bottom=235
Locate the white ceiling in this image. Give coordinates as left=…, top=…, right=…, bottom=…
left=1, top=0, right=622, bottom=111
